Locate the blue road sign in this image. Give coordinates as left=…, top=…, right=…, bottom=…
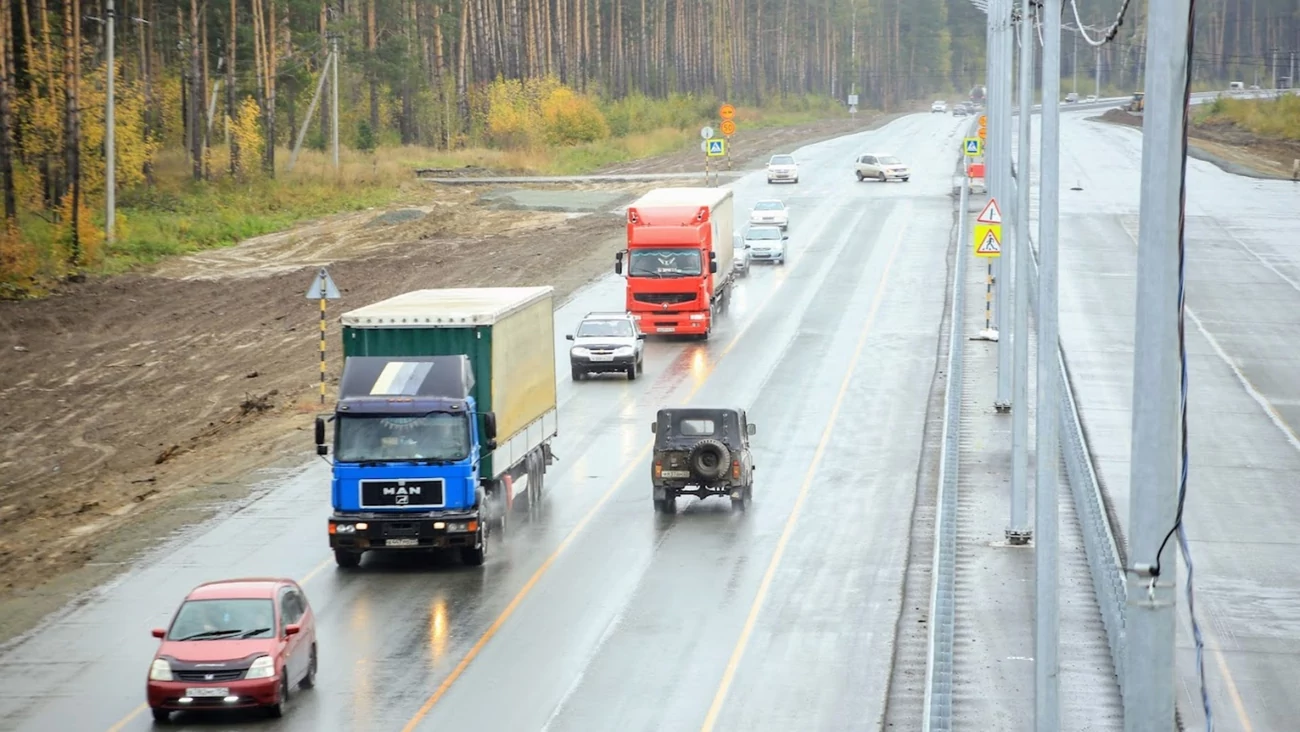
left=706, top=139, right=726, bottom=157
left=963, top=137, right=982, bottom=156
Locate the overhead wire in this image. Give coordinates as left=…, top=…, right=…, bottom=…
left=1069, top=0, right=1136, bottom=46
left=1148, top=0, right=1214, bottom=727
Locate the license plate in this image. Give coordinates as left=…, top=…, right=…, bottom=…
left=589, top=355, right=614, bottom=362
left=656, top=327, right=676, bottom=333
left=661, top=470, right=690, bottom=478
left=186, top=687, right=228, bottom=698
left=385, top=538, right=419, bottom=547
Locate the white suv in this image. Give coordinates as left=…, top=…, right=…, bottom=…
left=931, top=100, right=947, bottom=113
left=854, top=153, right=910, bottom=183
left=766, top=155, right=799, bottom=184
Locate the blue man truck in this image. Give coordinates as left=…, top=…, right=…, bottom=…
left=315, top=286, right=558, bottom=568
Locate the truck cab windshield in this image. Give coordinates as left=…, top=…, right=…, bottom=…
left=628, top=249, right=703, bottom=277
left=336, top=412, right=471, bottom=462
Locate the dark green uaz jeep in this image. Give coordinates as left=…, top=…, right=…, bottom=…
left=650, top=407, right=756, bottom=513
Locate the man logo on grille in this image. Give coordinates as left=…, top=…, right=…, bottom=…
left=396, top=495, right=409, bottom=505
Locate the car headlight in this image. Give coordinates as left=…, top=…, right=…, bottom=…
left=614, top=346, right=634, bottom=356
left=571, top=347, right=589, bottom=357
left=149, top=658, right=173, bottom=681
left=244, top=655, right=276, bottom=680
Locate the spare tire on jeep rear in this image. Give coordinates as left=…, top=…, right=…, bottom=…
left=688, top=439, right=731, bottom=481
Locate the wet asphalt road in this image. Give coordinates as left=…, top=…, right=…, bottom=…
left=0, top=111, right=969, bottom=732
left=1021, top=107, right=1300, bottom=731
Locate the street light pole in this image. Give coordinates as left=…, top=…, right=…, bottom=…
left=1124, top=0, right=1191, bottom=727
left=1007, top=0, right=1032, bottom=545
left=1036, top=0, right=1062, bottom=726
left=105, top=0, right=116, bottom=246
left=994, top=0, right=1013, bottom=412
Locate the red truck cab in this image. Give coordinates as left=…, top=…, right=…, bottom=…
left=614, top=187, right=735, bottom=339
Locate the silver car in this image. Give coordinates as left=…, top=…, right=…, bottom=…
left=748, top=200, right=789, bottom=230
left=566, top=312, right=645, bottom=381
left=744, top=226, right=787, bottom=265
left=733, top=233, right=751, bottom=277
left=855, top=153, right=911, bottom=183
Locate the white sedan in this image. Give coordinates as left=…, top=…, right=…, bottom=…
left=854, top=153, right=911, bottom=182
left=748, top=200, right=789, bottom=230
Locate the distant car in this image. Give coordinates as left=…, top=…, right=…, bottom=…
left=744, top=225, right=786, bottom=265
left=855, top=153, right=910, bottom=182
left=650, top=407, right=757, bottom=513
left=749, top=199, right=789, bottom=230
left=953, top=103, right=969, bottom=116
left=931, top=100, right=947, bottom=113
left=1064, top=92, right=1079, bottom=103
left=766, top=154, right=799, bottom=184
left=733, top=233, right=751, bottom=277
left=147, top=578, right=317, bottom=723
left=567, top=311, right=645, bottom=381
left=1085, top=94, right=1098, bottom=102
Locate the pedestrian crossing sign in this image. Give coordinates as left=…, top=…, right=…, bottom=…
left=973, top=224, right=1002, bottom=257
left=964, top=137, right=982, bottom=156
left=707, top=139, right=726, bottom=157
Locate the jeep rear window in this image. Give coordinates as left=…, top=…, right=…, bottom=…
left=677, top=418, right=716, bottom=436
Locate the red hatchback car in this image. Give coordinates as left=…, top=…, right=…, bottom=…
left=146, top=578, right=318, bottom=722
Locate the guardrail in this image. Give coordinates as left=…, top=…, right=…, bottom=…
left=921, top=126, right=977, bottom=732
left=1007, top=166, right=1130, bottom=704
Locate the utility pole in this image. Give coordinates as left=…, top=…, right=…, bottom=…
left=994, top=0, right=1014, bottom=412
left=1124, top=0, right=1190, bottom=727
left=1072, top=32, right=1078, bottom=95
left=1036, top=0, right=1062, bottom=726
left=1096, top=45, right=1102, bottom=99
left=1007, top=0, right=1032, bottom=545
left=105, top=0, right=116, bottom=246
left=329, top=33, right=340, bottom=170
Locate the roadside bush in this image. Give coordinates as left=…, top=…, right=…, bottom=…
left=542, top=87, right=610, bottom=145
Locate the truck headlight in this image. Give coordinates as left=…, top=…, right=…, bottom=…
left=244, top=655, right=275, bottom=680
left=334, top=523, right=356, bottom=533
left=690, top=314, right=706, bottom=321
left=149, top=658, right=173, bottom=681
left=614, top=346, right=634, bottom=356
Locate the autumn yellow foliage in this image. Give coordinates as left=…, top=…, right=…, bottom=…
left=228, top=97, right=265, bottom=177
left=0, top=223, right=40, bottom=297
left=483, top=76, right=609, bottom=149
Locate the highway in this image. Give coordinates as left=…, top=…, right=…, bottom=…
left=1021, top=106, right=1300, bottom=731
left=0, top=111, right=972, bottom=731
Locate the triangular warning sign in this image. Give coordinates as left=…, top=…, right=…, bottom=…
left=976, top=229, right=1002, bottom=255
left=305, top=267, right=341, bottom=300
left=977, top=198, right=1002, bottom=224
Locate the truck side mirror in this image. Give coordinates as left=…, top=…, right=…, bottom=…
left=314, top=417, right=328, bottom=456
left=747, top=423, right=756, bottom=435
left=650, top=422, right=657, bottom=434
left=614, top=251, right=624, bottom=275
left=483, top=412, right=497, bottom=440
left=566, top=334, right=575, bottom=341
left=709, top=261, right=718, bottom=273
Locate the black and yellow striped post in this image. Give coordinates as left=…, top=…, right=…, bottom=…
left=984, top=262, right=994, bottom=332
left=305, top=267, right=341, bottom=405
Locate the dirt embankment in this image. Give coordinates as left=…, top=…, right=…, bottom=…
left=0, top=112, right=892, bottom=643
left=1096, top=106, right=1300, bottom=179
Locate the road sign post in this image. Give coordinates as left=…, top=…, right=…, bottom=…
left=972, top=198, right=1002, bottom=343
left=305, top=267, right=341, bottom=405
left=1008, top=0, right=1035, bottom=545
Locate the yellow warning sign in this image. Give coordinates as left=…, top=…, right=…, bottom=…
left=973, top=224, right=1002, bottom=257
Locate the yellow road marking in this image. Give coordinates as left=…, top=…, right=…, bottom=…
left=699, top=219, right=907, bottom=731
left=398, top=227, right=835, bottom=731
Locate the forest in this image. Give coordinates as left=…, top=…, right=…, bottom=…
left=0, top=0, right=1294, bottom=295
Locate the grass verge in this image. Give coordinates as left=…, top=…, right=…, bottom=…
left=1194, top=93, right=1300, bottom=140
